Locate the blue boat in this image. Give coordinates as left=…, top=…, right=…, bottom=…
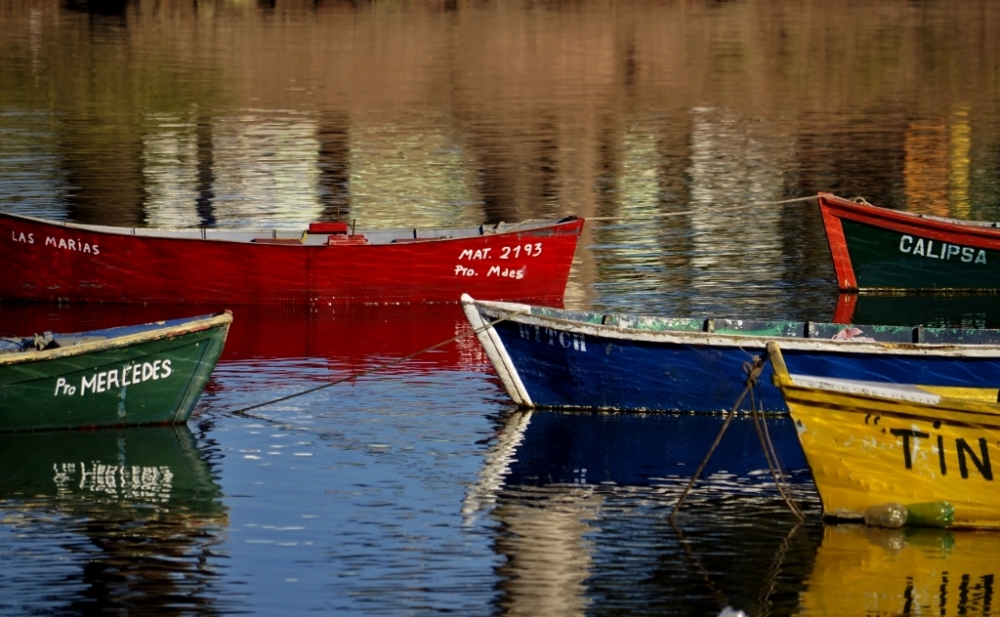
left=461, top=294, right=1000, bottom=413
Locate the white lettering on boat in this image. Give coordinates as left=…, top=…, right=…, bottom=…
left=459, top=248, right=492, bottom=260
left=499, top=243, right=543, bottom=259
left=459, top=243, right=543, bottom=261
left=454, top=265, right=477, bottom=276
left=53, top=359, right=174, bottom=397
left=898, top=235, right=986, bottom=264
left=10, top=230, right=34, bottom=244
left=42, top=234, right=100, bottom=255
left=516, top=323, right=586, bottom=352
left=486, top=266, right=525, bottom=279
left=53, top=461, right=174, bottom=501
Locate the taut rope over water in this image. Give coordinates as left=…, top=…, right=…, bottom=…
left=226, top=313, right=515, bottom=418
left=587, top=195, right=819, bottom=222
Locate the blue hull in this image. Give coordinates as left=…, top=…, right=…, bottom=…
left=491, top=319, right=1000, bottom=413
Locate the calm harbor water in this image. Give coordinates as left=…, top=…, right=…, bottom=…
left=3, top=0, right=1000, bottom=615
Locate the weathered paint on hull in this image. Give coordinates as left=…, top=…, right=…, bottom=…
left=771, top=343, right=1000, bottom=528
left=464, top=297, right=1000, bottom=413
left=800, top=525, right=1000, bottom=615
left=0, top=314, right=230, bottom=431
left=819, top=192, right=1000, bottom=291
left=0, top=211, right=584, bottom=305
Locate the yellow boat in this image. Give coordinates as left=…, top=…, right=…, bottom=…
left=767, top=341, right=1000, bottom=529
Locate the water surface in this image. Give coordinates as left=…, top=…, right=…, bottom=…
left=3, top=0, right=1000, bottom=614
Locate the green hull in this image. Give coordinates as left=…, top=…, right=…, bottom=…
left=843, top=219, right=1000, bottom=291
left=0, top=313, right=231, bottom=432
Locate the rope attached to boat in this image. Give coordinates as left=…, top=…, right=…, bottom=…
left=225, top=313, right=516, bottom=418
left=669, top=350, right=804, bottom=521
left=750, top=386, right=806, bottom=521
left=586, top=195, right=820, bottom=222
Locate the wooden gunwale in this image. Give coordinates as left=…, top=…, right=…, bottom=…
left=0, top=312, right=233, bottom=368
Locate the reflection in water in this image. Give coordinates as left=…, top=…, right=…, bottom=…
left=0, top=302, right=488, bottom=374
left=903, top=109, right=974, bottom=219
left=467, top=410, right=819, bottom=616
left=493, top=485, right=602, bottom=616
left=687, top=107, right=793, bottom=295
left=833, top=293, right=1000, bottom=329
left=0, top=425, right=234, bottom=616
left=798, top=525, right=1000, bottom=616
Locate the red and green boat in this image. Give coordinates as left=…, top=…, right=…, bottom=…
left=0, top=311, right=232, bottom=431
left=819, top=193, right=1000, bottom=291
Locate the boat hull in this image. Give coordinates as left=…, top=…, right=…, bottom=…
left=0, top=313, right=231, bottom=431
left=463, top=296, right=1000, bottom=413
left=770, top=348, right=1000, bottom=528
left=819, top=193, right=1000, bottom=291
left=0, top=211, right=584, bottom=305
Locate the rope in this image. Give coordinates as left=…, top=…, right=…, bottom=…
left=751, top=398, right=805, bottom=520
left=225, top=312, right=515, bottom=418
left=587, top=195, right=819, bottom=222
left=669, top=353, right=769, bottom=520
left=669, top=350, right=806, bottom=521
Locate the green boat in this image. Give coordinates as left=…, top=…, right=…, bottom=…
left=819, top=192, right=1000, bottom=291
left=0, top=311, right=232, bottom=431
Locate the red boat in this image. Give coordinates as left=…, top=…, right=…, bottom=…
left=0, top=212, right=584, bottom=304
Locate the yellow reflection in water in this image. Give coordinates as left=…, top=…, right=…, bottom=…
left=799, top=524, right=998, bottom=616
left=904, top=108, right=972, bottom=220
left=949, top=107, right=971, bottom=218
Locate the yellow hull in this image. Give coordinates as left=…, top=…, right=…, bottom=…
left=768, top=342, right=1000, bottom=528
left=800, top=525, right=1000, bottom=615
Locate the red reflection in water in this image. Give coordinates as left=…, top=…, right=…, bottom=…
left=0, top=301, right=500, bottom=373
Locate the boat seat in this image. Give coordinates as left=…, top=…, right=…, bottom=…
left=326, top=235, right=368, bottom=245
left=251, top=238, right=303, bottom=245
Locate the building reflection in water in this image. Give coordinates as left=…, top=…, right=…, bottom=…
left=903, top=107, right=973, bottom=219
left=0, top=426, right=235, bottom=616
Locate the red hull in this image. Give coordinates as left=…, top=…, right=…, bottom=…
left=0, top=212, right=584, bottom=305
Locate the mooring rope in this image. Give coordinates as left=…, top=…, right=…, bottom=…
left=225, top=312, right=516, bottom=418
left=586, top=195, right=819, bottom=222
left=752, top=402, right=805, bottom=521
left=669, top=351, right=804, bottom=521
left=669, top=353, right=768, bottom=521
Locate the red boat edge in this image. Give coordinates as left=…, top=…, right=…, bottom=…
left=0, top=211, right=584, bottom=305
left=818, top=193, right=1000, bottom=292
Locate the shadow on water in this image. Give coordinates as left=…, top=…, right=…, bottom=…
left=0, top=425, right=240, bottom=615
